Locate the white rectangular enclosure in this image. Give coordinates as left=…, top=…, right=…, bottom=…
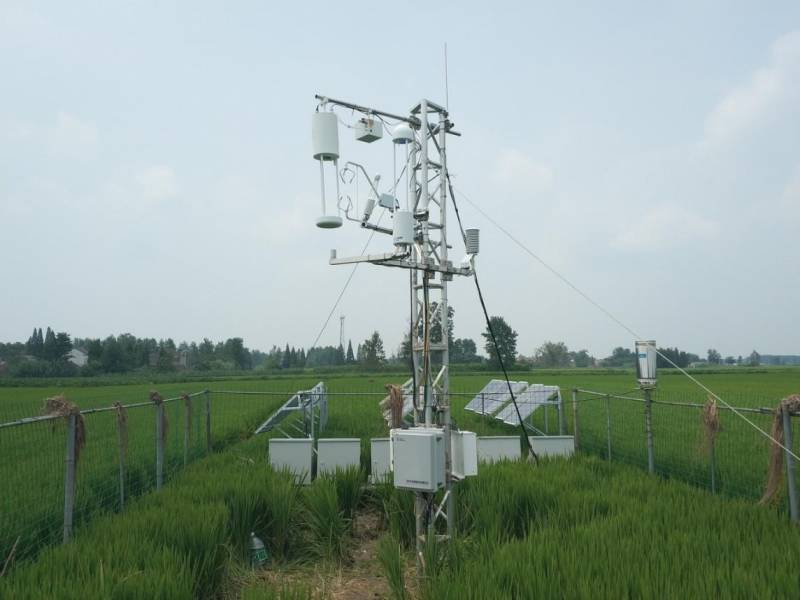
left=317, top=438, right=361, bottom=475
left=370, top=438, right=391, bottom=484
left=477, top=436, right=521, bottom=463
left=528, top=436, right=575, bottom=458
left=451, top=431, right=478, bottom=479
left=391, top=427, right=446, bottom=492
left=269, top=438, right=313, bottom=484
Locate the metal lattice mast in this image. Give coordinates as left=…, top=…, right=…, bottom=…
left=313, top=93, right=471, bottom=572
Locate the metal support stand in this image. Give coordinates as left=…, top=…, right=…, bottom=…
left=644, top=388, right=655, bottom=475
left=558, top=392, right=565, bottom=435
left=318, top=94, right=466, bottom=574
left=782, top=408, right=798, bottom=522
left=63, top=413, right=77, bottom=544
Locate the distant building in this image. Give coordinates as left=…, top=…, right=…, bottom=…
left=0, top=359, right=7, bottom=375
left=67, top=348, right=89, bottom=367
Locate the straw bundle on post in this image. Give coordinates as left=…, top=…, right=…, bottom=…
left=700, top=396, right=721, bottom=455
left=384, top=384, right=405, bottom=429
left=113, top=402, right=128, bottom=457
left=42, top=395, right=86, bottom=464
left=760, top=394, right=800, bottom=505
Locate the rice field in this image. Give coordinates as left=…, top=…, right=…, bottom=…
left=0, top=367, right=798, bottom=596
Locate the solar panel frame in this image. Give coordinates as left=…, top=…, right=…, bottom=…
left=495, top=385, right=561, bottom=425
left=464, top=379, right=511, bottom=413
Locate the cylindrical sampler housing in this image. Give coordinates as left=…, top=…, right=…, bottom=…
left=635, top=340, right=657, bottom=388
left=465, top=228, right=480, bottom=255
left=312, top=112, right=340, bottom=161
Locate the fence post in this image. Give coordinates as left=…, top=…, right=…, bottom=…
left=782, top=407, right=798, bottom=522
left=558, top=392, right=565, bottom=435
left=709, top=433, right=717, bottom=495
left=644, top=388, right=655, bottom=474
left=62, top=413, right=77, bottom=544
left=155, top=401, right=164, bottom=490
left=183, top=395, right=191, bottom=467
left=605, top=394, right=612, bottom=461
left=571, top=389, right=579, bottom=451
left=205, top=390, right=212, bottom=454
left=115, top=405, right=126, bottom=510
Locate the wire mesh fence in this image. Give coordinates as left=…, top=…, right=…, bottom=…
left=570, top=388, right=797, bottom=509
left=1, top=381, right=795, bottom=572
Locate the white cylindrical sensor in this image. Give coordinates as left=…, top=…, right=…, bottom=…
left=393, top=210, right=415, bottom=246
left=465, top=228, right=480, bottom=255
left=635, top=340, right=657, bottom=388
left=312, top=111, right=339, bottom=161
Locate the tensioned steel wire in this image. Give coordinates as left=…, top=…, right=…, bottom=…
left=451, top=185, right=800, bottom=462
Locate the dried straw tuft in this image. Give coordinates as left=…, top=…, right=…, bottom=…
left=700, top=396, right=722, bottom=456
left=42, top=395, right=86, bottom=463
left=385, top=384, right=404, bottom=429
left=760, top=394, right=800, bottom=505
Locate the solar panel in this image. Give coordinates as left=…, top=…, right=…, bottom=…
left=464, top=379, right=511, bottom=412
left=495, top=385, right=560, bottom=425
left=481, top=380, right=529, bottom=415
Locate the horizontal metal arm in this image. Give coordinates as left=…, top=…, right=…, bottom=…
left=316, top=94, right=418, bottom=127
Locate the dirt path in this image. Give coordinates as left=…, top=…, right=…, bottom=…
left=248, top=509, right=399, bottom=599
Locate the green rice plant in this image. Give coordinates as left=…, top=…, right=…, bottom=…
left=264, top=470, right=303, bottom=562
left=377, top=533, right=406, bottom=600
left=330, top=465, right=366, bottom=523
left=302, top=477, right=349, bottom=563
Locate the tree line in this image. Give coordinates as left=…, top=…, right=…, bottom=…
left=0, top=316, right=768, bottom=378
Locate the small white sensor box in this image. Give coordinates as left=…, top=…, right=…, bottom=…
left=354, top=117, right=383, bottom=143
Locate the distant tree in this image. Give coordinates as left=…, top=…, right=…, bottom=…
left=656, top=347, right=693, bottom=369
left=54, top=332, right=72, bottom=361
left=451, top=338, right=479, bottom=363
left=281, top=343, right=291, bottom=369
left=601, top=347, right=636, bottom=368
left=360, top=332, right=386, bottom=370
left=482, top=316, right=518, bottom=369
left=707, top=349, right=722, bottom=364
left=748, top=350, right=761, bottom=367
left=335, top=344, right=345, bottom=366
left=346, top=340, right=355, bottom=364
left=571, top=349, right=593, bottom=368
left=534, top=341, right=571, bottom=368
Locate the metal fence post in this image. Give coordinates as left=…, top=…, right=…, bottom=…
left=183, top=395, right=191, bottom=467
left=571, top=389, right=579, bottom=451
left=115, top=407, right=126, bottom=509
left=544, top=401, right=549, bottom=435
left=782, top=407, right=798, bottom=522
left=644, top=388, right=655, bottom=474
left=558, top=392, right=565, bottom=435
left=605, top=394, right=612, bottom=461
left=63, top=413, right=77, bottom=544
left=155, top=401, right=164, bottom=490
left=709, top=432, right=717, bottom=495
left=205, top=390, right=212, bottom=454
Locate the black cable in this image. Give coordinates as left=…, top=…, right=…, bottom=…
left=440, top=164, right=537, bottom=462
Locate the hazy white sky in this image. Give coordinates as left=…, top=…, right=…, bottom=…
left=2, top=1, right=799, bottom=358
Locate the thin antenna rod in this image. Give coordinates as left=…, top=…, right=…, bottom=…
left=444, top=43, right=449, bottom=111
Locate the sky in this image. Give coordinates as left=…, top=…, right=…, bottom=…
left=1, top=1, right=799, bottom=359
